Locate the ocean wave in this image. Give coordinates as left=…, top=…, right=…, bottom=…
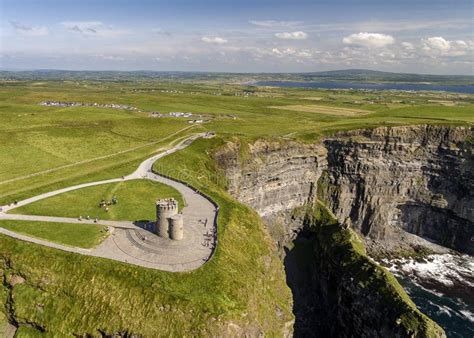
left=383, top=254, right=474, bottom=290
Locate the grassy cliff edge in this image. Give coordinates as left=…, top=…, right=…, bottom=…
left=305, top=199, right=445, bottom=337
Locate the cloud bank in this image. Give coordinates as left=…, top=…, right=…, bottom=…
left=343, top=32, right=395, bottom=48
left=201, top=36, right=228, bottom=44
left=422, top=37, right=471, bottom=56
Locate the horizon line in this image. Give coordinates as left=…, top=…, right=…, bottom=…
left=0, top=67, right=472, bottom=77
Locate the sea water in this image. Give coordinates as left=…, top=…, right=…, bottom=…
left=383, top=254, right=474, bottom=337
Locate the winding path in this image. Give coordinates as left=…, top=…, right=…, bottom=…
left=0, top=133, right=218, bottom=272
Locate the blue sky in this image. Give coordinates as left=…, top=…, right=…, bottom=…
left=1, top=0, right=473, bottom=74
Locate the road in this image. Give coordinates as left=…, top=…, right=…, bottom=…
left=0, top=133, right=218, bottom=272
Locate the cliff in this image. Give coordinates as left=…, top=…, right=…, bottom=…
left=214, top=125, right=473, bottom=255
left=214, top=139, right=327, bottom=247
left=304, top=201, right=444, bottom=337
left=321, top=125, right=473, bottom=255
left=214, top=125, right=473, bottom=337
left=218, top=139, right=327, bottom=217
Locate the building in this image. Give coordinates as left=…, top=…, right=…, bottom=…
left=155, top=198, right=184, bottom=240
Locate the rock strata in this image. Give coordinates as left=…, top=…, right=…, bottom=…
left=322, top=125, right=473, bottom=255
left=215, top=125, right=473, bottom=255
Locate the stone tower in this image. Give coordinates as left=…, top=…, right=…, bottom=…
left=156, top=198, right=178, bottom=238
left=169, top=214, right=184, bottom=240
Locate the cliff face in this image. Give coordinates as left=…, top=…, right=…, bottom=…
left=215, top=125, right=473, bottom=255
left=321, top=125, right=473, bottom=255
left=216, top=139, right=327, bottom=216
left=214, top=140, right=327, bottom=246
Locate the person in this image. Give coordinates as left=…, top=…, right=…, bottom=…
left=86, top=215, right=90, bottom=220
left=105, top=207, right=109, bottom=212
left=78, top=215, right=82, bottom=221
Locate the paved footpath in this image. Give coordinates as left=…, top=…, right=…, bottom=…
left=0, top=133, right=218, bottom=272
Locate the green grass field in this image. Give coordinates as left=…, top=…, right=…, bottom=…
left=11, top=179, right=184, bottom=222
left=0, top=220, right=107, bottom=248
left=0, top=79, right=472, bottom=335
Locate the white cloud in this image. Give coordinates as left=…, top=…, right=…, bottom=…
left=422, top=37, right=472, bottom=56
left=343, top=32, right=395, bottom=48
left=423, top=37, right=450, bottom=52
left=275, top=31, right=308, bottom=40
left=401, top=42, right=415, bottom=50
left=62, top=21, right=128, bottom=38
left=249, top=20, right=302, bottom=28
left=201, top=36, right=228, bottom=44
left=269, top=47, right=314, bottom=59
left=10, top=21, right=49, bottom=36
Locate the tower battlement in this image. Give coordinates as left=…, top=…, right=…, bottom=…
left=156, top=198, right=178, bottom=209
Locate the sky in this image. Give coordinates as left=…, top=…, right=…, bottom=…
left=1, top=0, right=473, bottom=74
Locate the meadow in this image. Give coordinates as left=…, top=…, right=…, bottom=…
left=0, top=79, right=472, bottom=335
left=12, top=179, right=184, bottom=222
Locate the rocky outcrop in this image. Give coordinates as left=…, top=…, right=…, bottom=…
left=215, top=125, right=473, bottom=255
left=304, top=202, right=445, bottom=338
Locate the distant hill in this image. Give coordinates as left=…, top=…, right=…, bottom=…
left=296, top=69, right=474, bottom=84
left=0, top=68, right=472, bottom=85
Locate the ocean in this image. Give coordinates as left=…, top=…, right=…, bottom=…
left=383, top=254, right=474, bottom=337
